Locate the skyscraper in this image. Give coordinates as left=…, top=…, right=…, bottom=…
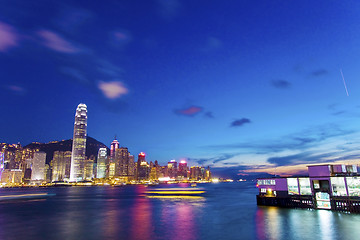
left=136, top=152, right=149, bottom=181
left=84, top=155, right=95, bottom=180
left=70, top=103, right=88, bottom=182
left=110, top=138, right=119, bottom=160
left=0, top=152, right=4, bottom=180
left=52, top=151, right=71, bottom=181
left=167, top=160, right=178, bottom=179
left=31, top=151, right=46, bottom=181
left=136, top=152, right=146, bottom=180
left=115, top=147, right=132, bottom=176
left=97, top=148, right=107, bottom=179
left=178, top=160, right=188, bottom=179
left=128, top=155, right=135, bottom=177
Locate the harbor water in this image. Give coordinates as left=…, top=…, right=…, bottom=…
left=0, top=182, right=359, bottom=240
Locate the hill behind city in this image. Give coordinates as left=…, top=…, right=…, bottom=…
left=24, top=136, right=109, bottom=164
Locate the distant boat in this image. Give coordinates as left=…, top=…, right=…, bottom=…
left=145, top=187, right=205, bottom=196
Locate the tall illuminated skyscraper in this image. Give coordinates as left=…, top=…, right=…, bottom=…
left=52, top=151, right=71, bottom=181
left=168, top=160, right=178, bottom=179
left=136, top=152, right=149, bottom=180
left=110, top=138, right=119, bottom=159
left=97, top=148, right=107, bottom=179
left=31, top=151, right=46, bottom=181
left=178, top=160, right=188, bottom=179
left=70, top=103, right=88, bottom=182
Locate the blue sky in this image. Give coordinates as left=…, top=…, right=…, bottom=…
left=1, top=0, right=360, bottom=177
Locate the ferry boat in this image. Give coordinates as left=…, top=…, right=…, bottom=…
left=145, top=187, right=205, bottom=197
left=256, top=164, right=360, bottom=213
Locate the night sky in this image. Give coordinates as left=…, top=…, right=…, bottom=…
left=2, top=0, right=360, bottom=177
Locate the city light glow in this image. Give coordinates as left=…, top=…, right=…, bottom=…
left=145, top=191, right=205, bottom=195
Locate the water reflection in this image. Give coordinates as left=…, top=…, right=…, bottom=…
left=146, top=195, right=204, bottom=200
left=267, top=207, right=281, bottom=239
left=102, top=198, right=120, bottom=238
left=255, top=208, right=266, bottom=240
left=130, top=187, right=153, bottom=240
left=255, top=207, right=282, bottom=240
left=174, top=202, right=197, bottom=240
left=255, top=206, right=358, bottom=240
left=317, top=210, right=334, bottom=240
left=1, top=184, right=360, bottom=240
left=158, top=197, right=203, bottom=240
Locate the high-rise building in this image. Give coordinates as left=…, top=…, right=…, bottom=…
left=167, top=160, right=178, bottom=179
left=0, top=152, right=4, bottom=180
left=128, top=155, right=135, bottom=177
left=31, top=151, right=46, bottom=181
left=190, top=166, right=202, bottom=180
left=136, top=152, right=146, bottom=180
left=84, top=155, right=95, bottom=180
left=149, top=166, right=157, bottom=180
left=21, top=148, right=39, bottom=175
left=70, top=103, right=88, bottom=182
left=1, top=144, right=23, bottom=170
left=0, top=169, right=23, bottom=184
left=110, top=138, right=119, bottom=160
left=205, top=166, right=211, bottom=181
left=138, top=161, right=150, bottom=181
left=44, top=164, right=52, bottom=183
left=97, top=148, right=107, bottom=179
left=109, top=162, right=115, bottom=178
left=115, top=147, right=132, bottom=176
left=51, top=151, right=71, bottom=182
left=1, top=143, right=22, bottom=170
left=178, top=160, right=188, bottom=179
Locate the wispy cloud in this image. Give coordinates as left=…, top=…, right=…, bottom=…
left=311, top=69, right=328, bottom=77
left=98, top=81, right=129, bottom=99
left=211, top=124, right=354, bottom=153
left=156, top=0, right=181, bottom=19
left=201, top=37, right=222, bottom=52
left=6, top=85, right=26, bottom=94
left=204, top=111, right=214, bottom=118
left=332, top=111, right=346, bottom=116
left=37, top=30, right=81, bottom=53
left=55, top=7, right=93, bottom=32
left=0, top=22, right=19, bottom=52
left=97, top=59, right=124, bottom=77
left=231, top=118, right=251, bottom=127
left=271, top=79, right=291, bottom=89
left=174, top=106, right=203, bottom=117
left=268, top=150, right=360, bottom=167
left=113, top=31, right=131, bottom=43
left=188, top=153, right=238, bottom=166
left=60, top=67, right=89, bottom=84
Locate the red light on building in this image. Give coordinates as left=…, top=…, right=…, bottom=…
left=139, top=152, right=145, bottom=156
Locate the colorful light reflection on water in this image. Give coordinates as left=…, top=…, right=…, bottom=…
left=0, top=183, right=360, bottom=240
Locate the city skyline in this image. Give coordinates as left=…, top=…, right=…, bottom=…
left=2, top=1, right=360, bottom=177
